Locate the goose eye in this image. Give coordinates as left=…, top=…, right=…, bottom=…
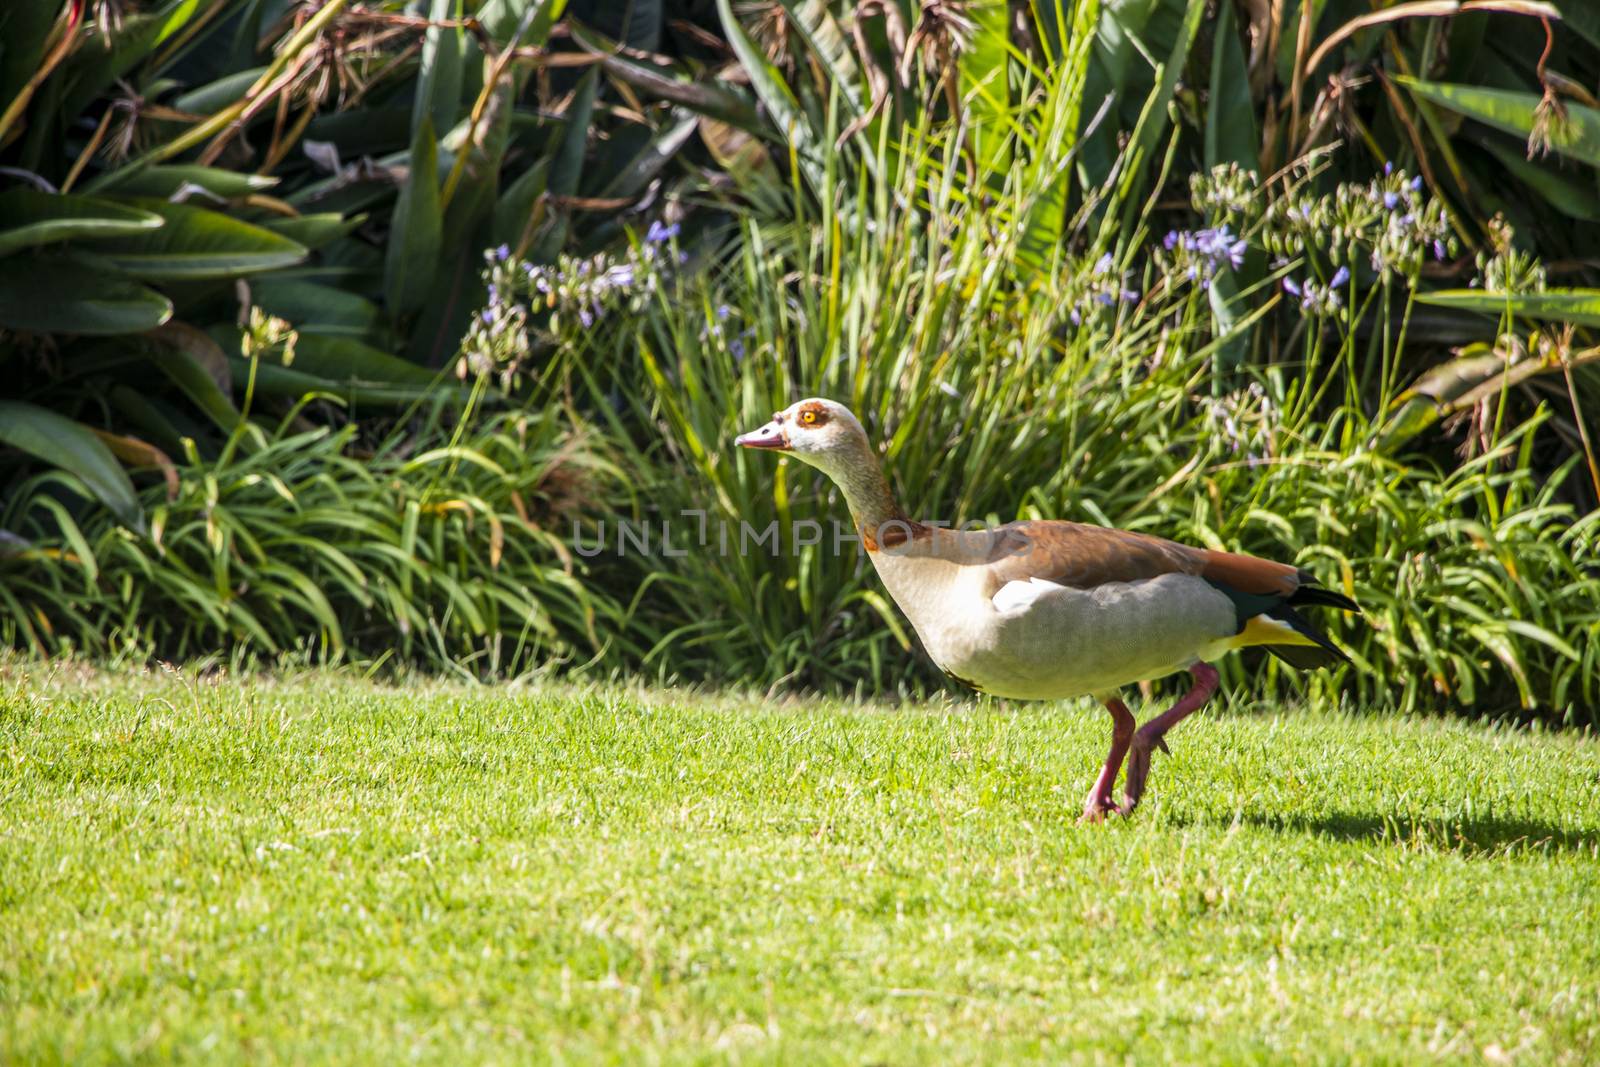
left=800, top=410, right=817, bottom=425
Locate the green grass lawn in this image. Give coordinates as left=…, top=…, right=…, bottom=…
left=2, top=666, right=1597, bottom=1065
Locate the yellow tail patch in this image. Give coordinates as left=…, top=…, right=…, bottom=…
left=1234, top=613, right=1320, bottom=649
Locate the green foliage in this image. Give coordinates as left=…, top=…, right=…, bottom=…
left=0, top=0, right=717, bottom=532
left=3, top=1, right=1598, bottom=725
left=543, top=89, right=1599, bottom=721
left=0, top=395, right=626, bottom=679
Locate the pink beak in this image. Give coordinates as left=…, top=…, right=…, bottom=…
left=735, top=421, right=787, bottom=450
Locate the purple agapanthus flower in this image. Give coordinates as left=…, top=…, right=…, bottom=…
left=1169, top=226, right=1247, bottom=273
left=646, top=220, right=680, bottom=244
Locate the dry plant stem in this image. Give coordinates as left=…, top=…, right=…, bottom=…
left=1563, top=361, right=1600, bottom=505
left=442, top=9, right=536, bottom=211
left=0, top=0, right=84, bottom=148
left=115, top=0, right=353, bottom=174
left=60, top=105, right=117, bottom=193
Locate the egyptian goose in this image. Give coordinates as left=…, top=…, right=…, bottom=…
left=736, top=398, right=1361, bottom=821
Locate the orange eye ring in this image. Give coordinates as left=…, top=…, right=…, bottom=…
left=800, top=410, right=818, bottom=425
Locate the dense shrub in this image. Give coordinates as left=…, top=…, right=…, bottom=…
left=512, top=115, right=1600, bottom=722
left=0, top=399, right=626, bottom=679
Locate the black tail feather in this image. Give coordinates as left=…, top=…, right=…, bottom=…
left=1264, top=603, right=1353, bottom=671
left=1290, top=571, right=1361, bottom=613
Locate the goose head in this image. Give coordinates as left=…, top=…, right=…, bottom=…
left=734, top=398, right=873, bottom=479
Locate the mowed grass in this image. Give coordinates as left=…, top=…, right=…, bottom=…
left=2, top=667, right=1597, bottom=1065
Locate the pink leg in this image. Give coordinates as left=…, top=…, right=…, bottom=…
left=1119, top=663, right=1220, bottom=816
left=1080, top=697, right=1136, bottom=823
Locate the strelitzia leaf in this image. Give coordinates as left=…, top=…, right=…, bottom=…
left=253, top=279, right=384, bottom=339
left=1205, top=0, right=1257, bottom=175
left=716, top=0, right=826, bottom=197
left=1397, top=76, right=1600, bottom=168
left=147, top=343, right=242, bottom=432
left=0, top=400, right=144, bottom=531
left=290, top=334, right=441, bottom=386
left=568, top=21, right=760, bottom=131
left=0, top=258, right=172, bottom=334
left=0, top=189, right=164, bottom=257
left=1479, top=139, right=1600, bottom=221
left=88, top=164, right=279, bottom=199
left=385, top=115, right=442, bottom=316
left=93, top=199, right=307, bottom=279
left=960, top=0, right=1012, bottom=176
left=1417, top=288, right=1600, bottom=326
left=414, top=0, right=465, bottom=138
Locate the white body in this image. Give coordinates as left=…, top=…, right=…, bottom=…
left=869, top=538, right=1238, bottom=700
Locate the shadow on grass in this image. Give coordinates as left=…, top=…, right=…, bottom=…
left=1189, top=811, right=1598, bottom=857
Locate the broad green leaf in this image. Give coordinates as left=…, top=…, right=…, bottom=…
left=170, top=66, right=268, bottom=115
left=93, top=199, right=307, bottom=279
left=960, top=0, right=1012, bottom=177
left=1205, top=0, right=1258, bottom=174
left=780, top=1, right=868, bottom=128
left=385, top=115, right=442, bottom=316
left=262, top=213, right=366, bottom=251
left=1417, top=288, right=1600, bottom=327
left=596, top=113, right=700, bottom=200
left=0, top=3, right=58, bottom=108
left=548, top=68, right=598, bottom=200
left=478, top=0, right=567, bottom=44
left=1479, top=139, right=1600, bottom=222
left=1016, top=0, right=1099, bottom=278
left=414, top=0, right=464, bottom=137
left=253, top=279, right=384, bottom=338
left=147, top=344, right=242, bottom=432
left=1557, top=0, right=1600, bottom=48
left=0, top=400, right=144, bottom=530
left=530, top=67, right=599, bottom=262
left=492, top=158, right=549, bottom=248
left=1277, top=0, right=1331, bottom=86
left=1077, top=0, right=1163, bottom=189
left=94, top=164, right=280, bottom=199
left=0, top=258, right=172, bottom=334
left=227, top=358, right=460, bottom=407
left=0, top=189, right=164, bottom=257
left=290, top=334, right=442, bottom=386
left=1203, top=0, right=1256, bottom=383
left=1115, top=0, right=1204, bottom=232
left=152, top=320, right=232, bottom=394
left=716, top=0, right=826, bottom=197
left=1397, top=76, right=1600, bottom=168
left=568, top=21, right=760, bottom=131
left=58, top=0, right=205, bottom=120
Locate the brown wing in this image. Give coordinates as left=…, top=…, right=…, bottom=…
left=983, top=519, right=1302, bottom=597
